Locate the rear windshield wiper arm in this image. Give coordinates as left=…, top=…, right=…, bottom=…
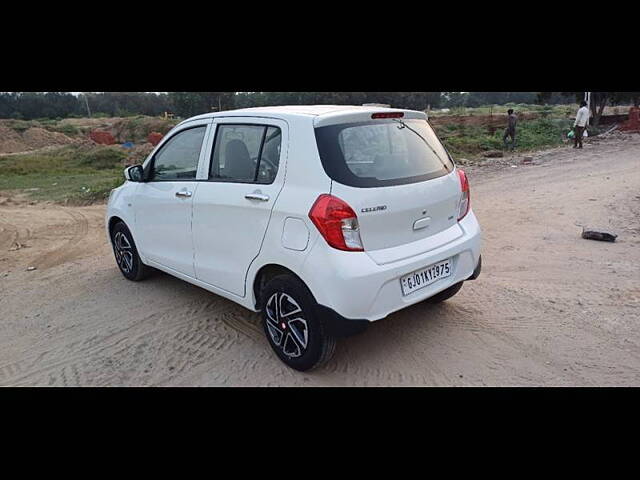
left=393, top=119, right=452, bottom=172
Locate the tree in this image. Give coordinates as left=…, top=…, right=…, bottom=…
left=612, top=92, right=640, bottom=108
left=441, top=92, right=469, bottom=108
left=538, top=92, right=639, bottom=127
left=233, top=92, right=441, bottom=110
left=168, top=92, right=235, bottom=117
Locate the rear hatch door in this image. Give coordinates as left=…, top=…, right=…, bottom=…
left=314, top=110, right=463, bottom=260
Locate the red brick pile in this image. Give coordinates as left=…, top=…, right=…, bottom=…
left=89, top=130, right=116, bottom=145
left=619, top=107, right=640, bottom=133
left=147, top=132, right=164, bottom=146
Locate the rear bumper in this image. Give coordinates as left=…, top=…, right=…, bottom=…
left=468, top=254, right=482, bottom=280
left=301, top=210, right=482, bottom=322
left=315, top=304, right=369, bottom=337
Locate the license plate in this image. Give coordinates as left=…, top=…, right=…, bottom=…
left=400, top=258, right=452, bottom=296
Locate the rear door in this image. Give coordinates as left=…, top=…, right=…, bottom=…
left=191, top=118, right=287, bottom=296
left=135, top=121, right=211, bottom=276
left=314, top=115, right=462, bottom=252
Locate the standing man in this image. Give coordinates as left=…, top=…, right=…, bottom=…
left=503, top=109, right=517, bottom=150
left=573, top=100, right=590, bottom=149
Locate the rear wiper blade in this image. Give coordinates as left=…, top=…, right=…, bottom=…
left=392, top=119, right=452, bottom=172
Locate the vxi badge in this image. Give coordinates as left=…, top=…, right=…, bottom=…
left=360, top=205, right=387, bottom=213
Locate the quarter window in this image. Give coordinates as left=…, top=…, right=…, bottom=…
left=210, top=124, right=281, bottom=184
left=149, top=126, right=206, bottom=181
left=257, top=127, right=281, bottom=184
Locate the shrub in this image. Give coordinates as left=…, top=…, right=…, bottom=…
left=76, top=147, right=127, bottom=169
left=5, top=119, right=34, bottom=132
left=52, top=124, right=80, bottom=136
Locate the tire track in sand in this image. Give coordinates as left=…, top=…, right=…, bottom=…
left=1, top=298, right=258, bottom=386
left=28, top=208, right=89, bottom=269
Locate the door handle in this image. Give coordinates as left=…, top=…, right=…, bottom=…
left=245, top=192, right=270, bottom=202
left=175, top=190, right=192, bottom=198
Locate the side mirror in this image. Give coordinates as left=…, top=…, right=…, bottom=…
left=124, top=165, right=144, bottom=182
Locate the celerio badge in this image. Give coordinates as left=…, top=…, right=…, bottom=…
left=361, top=205, right=387, bottom=213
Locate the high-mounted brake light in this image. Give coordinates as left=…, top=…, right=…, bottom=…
left=309, top=194, right=364, bottom=251
left=457, top=169, right=471, bottom=221
left=371, top=112, right=404, bottom=119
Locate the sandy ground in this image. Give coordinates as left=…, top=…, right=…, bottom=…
left=1, top=136, right=639, bottom=386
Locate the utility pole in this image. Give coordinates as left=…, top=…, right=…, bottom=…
left=83, top=92, right=92, bottom=118
left=585, top=91, right=591, bottom=125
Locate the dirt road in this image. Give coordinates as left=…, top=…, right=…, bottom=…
left=1, top=136, right=639, bottom=386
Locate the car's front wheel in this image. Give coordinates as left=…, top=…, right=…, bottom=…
left=260, top=274, right=336, bottom=371
left=110, top=221, right=151, bottom=281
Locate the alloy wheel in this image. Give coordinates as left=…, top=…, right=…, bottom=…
left=265, top=292, right=309, bottom=358
left=113, top=231, right=134, bottom=274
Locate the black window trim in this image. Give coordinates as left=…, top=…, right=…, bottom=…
left=144, top=124, right=209, bottom=183
left=208, top=122, right=282, bottom=185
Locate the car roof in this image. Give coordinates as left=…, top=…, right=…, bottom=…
left=179, top=105, right=427, bottom=126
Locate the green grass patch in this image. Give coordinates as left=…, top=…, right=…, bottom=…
left=50, top=123, right=80, bottom=136
left=433, top=117, right=574, bottom=159
left=0, top=145, right=126, bottom=204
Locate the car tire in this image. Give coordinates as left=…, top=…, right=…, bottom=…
left=260, top=274, right=336, bottom=371
left=427, top=281, right=464, bottom=303
left=111, top=221, right=151, bottom=281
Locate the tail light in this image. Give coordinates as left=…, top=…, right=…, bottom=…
left=457, top=169, right=471, bottom=221
left=309, top=194, right=364, bottom=251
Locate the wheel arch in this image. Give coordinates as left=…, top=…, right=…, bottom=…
left=107, top=215, right=126, bottom=238
left=252, top=263, right=310, bottom=310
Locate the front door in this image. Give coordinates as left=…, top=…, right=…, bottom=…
left=192, top=119, right=287, bottom=296
left=135, top=123, right=210, bottom=277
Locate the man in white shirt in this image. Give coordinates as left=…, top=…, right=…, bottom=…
left=573, top=100, right=589, bottom=149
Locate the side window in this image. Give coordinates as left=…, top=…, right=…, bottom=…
left=149, top=126, right=206, bottom=181
left=210, top=124, right=281, bottom=184
left=256, top=126, right=281, bottom=184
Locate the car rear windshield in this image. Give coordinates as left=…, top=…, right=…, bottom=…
left=314, top=118, right=454, bottom=188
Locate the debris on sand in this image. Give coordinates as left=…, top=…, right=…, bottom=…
left=8, top=242, right=28, bottom=251
left=522, top=156, right=533, bottom=164
left=597, top=127, right=634, bottom=141
left=26, top=266, right=37, bottom=271
left=581, top=228, right=617, bottom=242
left=484, top=150, right=504, bottom=158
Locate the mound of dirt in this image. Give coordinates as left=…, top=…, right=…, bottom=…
left=57, top=117, right=122, bottom=133
left=0, top=125, right=27, bottom=154
left=0, top=125, right=75, bottom=154
left=22, top=128, right=75, bottom=149
left=110, top=117, right=176, bottom=143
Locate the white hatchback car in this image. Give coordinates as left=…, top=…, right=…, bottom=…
left=106, top=105, right=482, bottom=370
